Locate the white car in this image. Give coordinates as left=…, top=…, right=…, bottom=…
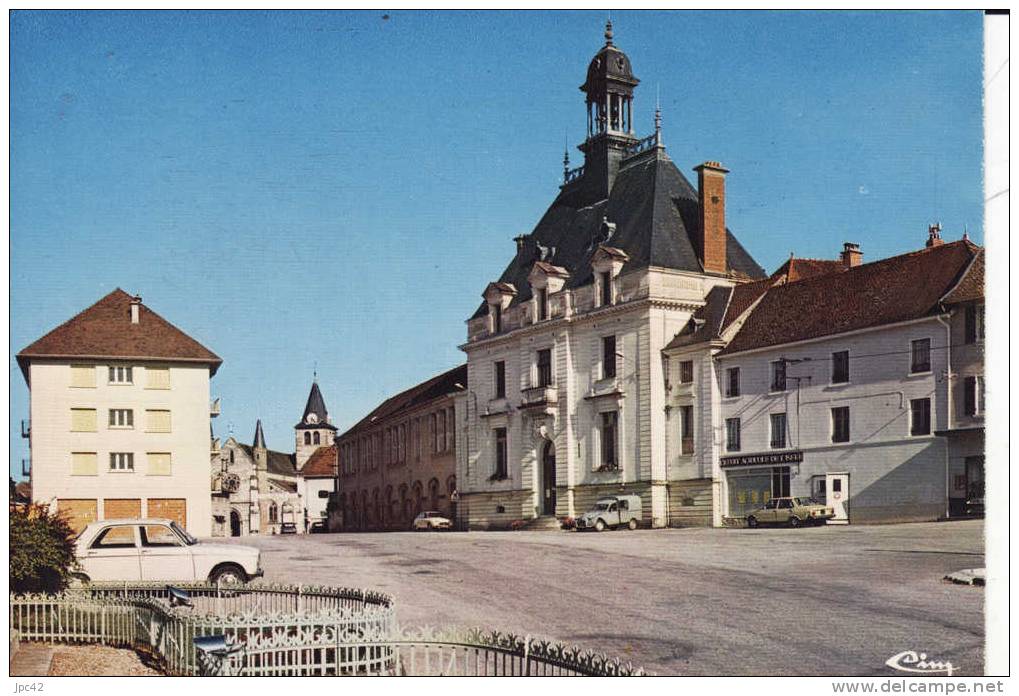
left=73, top=518, right=262, bottom=586
left=412, top=511, right=453, bottom=531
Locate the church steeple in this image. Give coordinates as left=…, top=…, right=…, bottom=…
left=294, top=377, right=337, bottom=470
left=573, top=21, right=641, bottom=200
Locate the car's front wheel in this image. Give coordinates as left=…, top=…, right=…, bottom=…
left=594, top=519, right=606, bottom=532
left=747, top=516, right=758, bottom=528
left=209, top=563, right=247, bottom=588
left=788, top=515, right=801, bottom=528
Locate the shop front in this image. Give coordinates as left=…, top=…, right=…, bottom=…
left=721, top=451, right=802, bottom=519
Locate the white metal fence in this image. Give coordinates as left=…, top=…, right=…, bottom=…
left=10, top=583, right=646, bottom=676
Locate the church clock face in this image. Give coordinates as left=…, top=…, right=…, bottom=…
left=306, top=413, right=319, bottom=425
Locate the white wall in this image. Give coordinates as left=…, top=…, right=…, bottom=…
left=29, top=361, right=214, bottom=536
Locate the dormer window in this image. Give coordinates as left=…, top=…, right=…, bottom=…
left=483, top=281, right=517, bottom=336
left=591, top=244, right=628, bottom=309
left=536, top=288, right=548, bottom=321
left=527, top=262, right=569, bottom=323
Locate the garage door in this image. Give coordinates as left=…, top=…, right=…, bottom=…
left=104, top=498, right=141, bottom=520
left=57, top=499, right=98, bottom=534
left=147, top=498, right=186, bottom=528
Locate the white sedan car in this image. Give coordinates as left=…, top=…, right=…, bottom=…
left=412, top=511, right=453, bottom=531
left=73, top=518, right=262, bottom=586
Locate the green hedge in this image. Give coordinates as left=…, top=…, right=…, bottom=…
left=10, top=504, right=79, bottom=594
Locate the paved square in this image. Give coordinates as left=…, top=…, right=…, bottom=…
left=225, top=520, right=985, bottom=675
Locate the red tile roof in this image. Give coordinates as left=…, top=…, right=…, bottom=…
left=770, top=257, right=846, bottom=284
left=17, top=288, right=222, bottom=379
left=301, top=445, right=337, bottom=478
left=720, top=277, right=774, bottom=333
left=941, top=248, right=984, bottom=305
left=720, top=241, right=980, bottom=355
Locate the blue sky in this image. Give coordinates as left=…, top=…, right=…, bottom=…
left=9, top=10, right=984, bottom=477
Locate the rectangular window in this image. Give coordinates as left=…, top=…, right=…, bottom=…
left=537, top=348, right=553, bottom=387
left=831, top=350, right=850, bottom=384
left=145, top=409, right=171, bottom=433
left=147, top=452, right=172, bottom=476
left=491, top=304, right=502, bottom=333
left=108, top=365, right=133, bottom=384
left=725, top=418, right=741, bottom=452
left=600, top=271, right=613, bottom=306
left=449, top=408, right=456, bottom=451
left=494, top=361, right=506, bottom=399
left=494, top=428, right=508, bottom=479
left=145, top=367, right=170, bottom=390
left=831, top=407, right=851, bottom=443
left=910, top=398, right=931, bottom=436
left=109, top=452, right=135, bottom=472
left=536, top=288, right=548, bottom=321
left=910, top=338, right=931, bottom=373
left=963, top=376, right=978, bottom=416
left=726, top=367, right=740, bottom=398
left=602, top=335, right=617, bottom=379
left=679, top=360, right=694, bottom=384
left=108, top=409, right=134, bottom=428
left=770, top=361, right=786, bottom=392
left=978, top=376, right=985, bottom=415
left=71, top=408, right=97, bottom=432
left=430, top=413, right=438, bottom=453
left=71, top=452, right=98, bottom=476
left=770, top=413, right=787, bottom=449
left=444, top=409, right=453, bottom=452
left=964, top=305, right=984, bottom=344
left=600, top=411, right=619, bottom=469
left=70, top=364, right=96, bottom=388
left=399, top=423, right=406, bottom=461
left=680, top=405, right=694, bottom=454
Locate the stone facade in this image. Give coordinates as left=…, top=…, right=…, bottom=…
left=334, top=365, right=465, bottom=531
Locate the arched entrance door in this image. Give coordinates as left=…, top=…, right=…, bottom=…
left=542, top=441, right=556, bottom=515
left=229, top=509, right=241, bottom=537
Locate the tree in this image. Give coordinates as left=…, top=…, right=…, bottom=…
left=10, top=504, right=78, bottom=594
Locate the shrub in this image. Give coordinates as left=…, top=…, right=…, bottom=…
left=560, top=516, right=576, bottom=530
left=508, top=519, right=527, bottom=531
left=10, top=504, right=79, bottom=594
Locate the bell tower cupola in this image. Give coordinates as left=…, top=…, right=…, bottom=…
left=575, top=21, right=641, bottom=200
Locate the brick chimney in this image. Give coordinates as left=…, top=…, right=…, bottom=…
left=840, top=242, right=862, bottom=268
left=926, top=222, right=944, bottom=248
left=693, top=161, right=729, bottom=275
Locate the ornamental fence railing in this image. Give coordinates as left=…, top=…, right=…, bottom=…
left=10, top=582, right=646, bottom=676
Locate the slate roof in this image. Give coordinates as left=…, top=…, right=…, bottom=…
left=253, top=420, right=267, bottom=449
left=295, top=381, right=337, bottom=430
left=238, top=443, right=297, bottom=478
left=17, top=288, right=221, bottom=381
left=340, top=364, right=468, bottom=440
left=472, top=152, right=766, bottom=318
left=301, top=445, right=337, bottom=478
left=719, top=240, right=980, bottom=356
left=941, top=248, right=984, bottom=305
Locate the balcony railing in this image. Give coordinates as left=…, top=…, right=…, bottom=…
left=521, top=385, right=557, bottom=408
left=21, top=419, right=30, bottom=438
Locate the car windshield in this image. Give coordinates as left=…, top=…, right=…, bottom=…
left=170, top=521, right=197, bottom=545
left=592, top=502, right=610, bottom=511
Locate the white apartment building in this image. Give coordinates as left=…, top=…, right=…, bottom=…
left=664, top=233, right=984, bottom=525
left=457, top=24, right=768, bottom=529
left=17, top=289, right=222, bottom=536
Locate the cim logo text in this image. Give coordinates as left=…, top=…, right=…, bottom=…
left=885, top=650, right=956, bottom=676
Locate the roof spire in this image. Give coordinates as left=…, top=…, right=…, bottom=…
left=253, top=419, right=266, bottom=450
left=604, top=19, right=614, bottom=46
left=654, top=85, right=663, bottom=148
left=563, top=146, right=570, bottom=183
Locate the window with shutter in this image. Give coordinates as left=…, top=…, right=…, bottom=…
left=145, top=410, right=171, bottom=433
left=71, top=452, right=98, bottom=476
left=146, top=367, right=171, bottom=389
left=71, top=408, right=97, bottom=432
left=147, top=452, right=172, bottom=476
left=963, top=376, right=977, bottom=416
left=70, top=365, right=96, bottom=388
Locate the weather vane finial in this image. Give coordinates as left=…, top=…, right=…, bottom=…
left=604, top=19, right=614, bottom=46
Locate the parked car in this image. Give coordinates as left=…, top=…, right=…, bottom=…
left=309, top=519, right=328, bottom=534
left=73, top=518, right=263, bottom=586
left=279, top=522, right=297, bottom=534
left=745, top=497, right=834, bottom=528
left=413, top=511, right=453, bottom=531
left=575, top=495, right=642, bottom=531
